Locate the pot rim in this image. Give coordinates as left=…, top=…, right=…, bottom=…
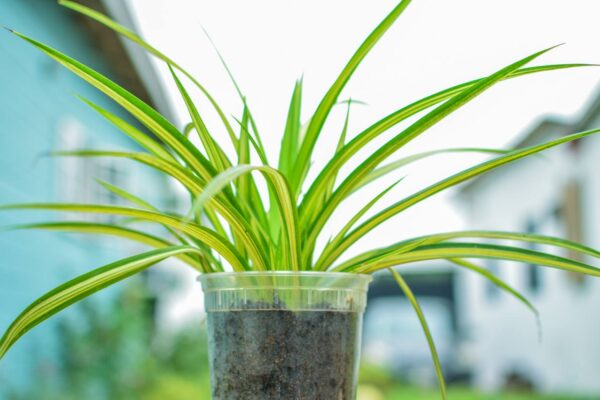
left=197, top=270, right=372, bottom=283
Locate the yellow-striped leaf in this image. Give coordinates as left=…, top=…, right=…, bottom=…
left=0, top=246, right=204, bottom=360
left=389, top=269, right=448, bottom=400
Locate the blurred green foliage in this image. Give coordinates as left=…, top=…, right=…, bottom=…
left=8, top=282, right=589, bottom=399
left=10, top=279, right=210, bottom=400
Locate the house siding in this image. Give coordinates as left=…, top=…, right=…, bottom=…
left=458, top=105, right=600, bottom=394
left=0, top=1, right=168, bottom=395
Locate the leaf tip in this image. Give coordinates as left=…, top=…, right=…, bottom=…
left=0, top=224, right=18, bottom=233
left=548, top=42, right=566, bottom=51
left=58, top=0, right=78, bottom=8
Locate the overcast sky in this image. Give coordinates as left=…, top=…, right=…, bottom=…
left=126, top=0, right=600, bottom=259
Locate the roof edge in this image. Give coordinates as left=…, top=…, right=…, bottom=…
left=99, top=0, right=176, bottom=123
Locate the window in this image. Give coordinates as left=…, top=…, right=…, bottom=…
left=562, top=180, right=586, bottom=286
left=56, top=118, right=92, bottom=219
left=525, top=219, right=542, bottom=293
left=93, top=157, right=126, bottom=224
left=56, top=117, right=126, bottom=224
left=485, top=259, right=501, bottom=300
left=520, top=180, right=587, bottom=293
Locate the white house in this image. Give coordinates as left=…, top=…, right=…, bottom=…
left=457, top=89, right=600, bottom=395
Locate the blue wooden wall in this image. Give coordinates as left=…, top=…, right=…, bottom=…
left=0, top=1, right=169, bottom=395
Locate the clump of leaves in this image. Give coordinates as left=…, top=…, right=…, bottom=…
left=1, top=1, right=599, bottom=398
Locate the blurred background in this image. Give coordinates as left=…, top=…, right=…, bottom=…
left=1, top=0, right=599, bottom=399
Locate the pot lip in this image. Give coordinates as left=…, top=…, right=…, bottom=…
left=197, top=270, right=372, bottom=282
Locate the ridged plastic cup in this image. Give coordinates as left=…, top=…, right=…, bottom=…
left=199, top=271, right=372, bottom=400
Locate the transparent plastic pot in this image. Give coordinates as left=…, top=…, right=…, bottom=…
left=199, top=271, right=372, bottom=400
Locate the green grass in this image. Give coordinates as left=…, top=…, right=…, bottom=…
left=1, top=1, right=599, bottom=398
left=385, top=387, right=583, bottom=400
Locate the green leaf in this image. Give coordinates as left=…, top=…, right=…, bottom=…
left=200, top=28, right=269, bottom=165
left=243, top=102, right=269, bottom=165
left=300, top=46, right=561, bottom=257
left=354, top=147, right=507, bottom=192
left=325, top=98, right=354, bottom=199
left=189, top=165, right=300, bottom=270
left=53, top=149, right=207, bottom=188
left=334, top=237, right=433, bottom=272
left=201, top=27, right=244, bottom=99
left=299, top=63, right=592, bottom=230
left=59, top=0, right=239, bottom=150
left=345, top=243, right=600, bottom=278
left=95, top=179, right=156, bottom=210
left=448, top=258, right=538, bottom=316
left=301, top=46, right=568, bottom=260
left=279, top=78, right=303, bottom=181
left=231, top=109, right=274, bottom=246
left=94, top=179, right=216, bottom=267
left=291, top=0, right=413, bottom=193
left=311, top=178, right=404, bottom=269
left=79, top=97, right=175, bottom=162
left=0, top=203, right=248, bottom=271
left=96, top=178, right=193, bottom=248
left=7, top=222, right=205, bottom=271
left=389, top=268, right=448, bottom=400
left=11, top=30, right=216, bottom=182
left=53, top=150, right=226, bottom=239
left=442, top=231, right=600, bottom=258
left=51, top=150, right=267, bottom=267
left=302, top=99, right=363, bottom=228
left=183, top=122, right=195, bottom=137
left=320, top=127, right=600, bottom=269
left=236, top=106, right=252, bottom=206
left=233, top=113, right=269, bottom=165
left=334, top=229, right=600, bottom=271
left=238, top=110, right=270, bottom=241
left=0, top=246, right=203, bottom=360
left=168, top=65, right=231, bottom=172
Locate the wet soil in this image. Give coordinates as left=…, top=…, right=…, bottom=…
left=207, top=306, right=361, bottom=399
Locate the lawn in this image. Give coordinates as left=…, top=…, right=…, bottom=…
left=358, top=385, right=587, bottom=400
left=357, top=363, right=587, bottom=400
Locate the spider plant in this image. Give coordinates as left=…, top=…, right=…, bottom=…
left=1, top=0, right=600, bottom=398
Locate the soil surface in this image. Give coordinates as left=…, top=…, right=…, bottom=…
left=207, top=305, right=361, bottom=399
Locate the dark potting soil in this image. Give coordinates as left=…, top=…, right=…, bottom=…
left=207, top=305, right=361, bottom=400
